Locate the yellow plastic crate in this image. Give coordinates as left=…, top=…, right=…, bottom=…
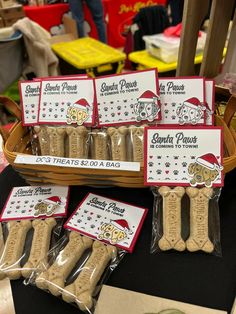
left=128, top=49, right=227, bottom=73
left=52, top=37, right=126, bottom=77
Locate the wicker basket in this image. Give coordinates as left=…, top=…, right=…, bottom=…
left=0, top=96, right=145, bottom=187
left=214, top=94, right=236, bottom=173
left=1, top=95, right=236, bottom=186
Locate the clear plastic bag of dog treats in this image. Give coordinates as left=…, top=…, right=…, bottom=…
left=0, top=217, right=64, bottom=281
left=89, top=126, right=131, bottom=162
left=26, top=230, right=126, bottom=313
left=32, top=125, right=91, bottom=158
left=151, top=186, right=222, bottom=256
left=89, top=128, right=111, bottom=160
left=97, top=124, right=148, bottom=163
left=127, top=124, right=148, bottom=163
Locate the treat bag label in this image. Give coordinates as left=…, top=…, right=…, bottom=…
left=205, top=79, right=215, bottom=125
left=20, top=81, right=40, bottom=126
left=0, top=186, right=69, bottom=221
left=38, top=78, right=95, bottom=126
left=95, top=69, right=161, bottom=126
left=159, top=77, right=206, bottom=125
left=64, top=193, right=148, bottom=252
left=144, top=127, right=224, bottom=187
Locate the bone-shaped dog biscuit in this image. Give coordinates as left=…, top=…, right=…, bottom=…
left=158, top=186, right=185, bottom=251
left=107, top=126, right=128, bottom=161
left=0, top=220, right=32, bottom=280
left=129, top=125, right=146, bottom=162
left=186, top=187, right=214, bottom=253
left=34, top=126, right=50, bottom=155
left=47, top=126, right=66, bottom=157
left=91, top=129, right=109, bottom=160
left=66, top=126, right=89, bottom=158
left=36, top=232, right=93, bottom=296
left=22, top=218, right=56, bottom=278
left=62, top=241, right=117, bottom=311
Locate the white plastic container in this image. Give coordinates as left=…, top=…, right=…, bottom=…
left=143, top=32, right=206, bottom=63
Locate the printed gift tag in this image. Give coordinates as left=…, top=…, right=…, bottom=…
left=38, top=78, right=95, bottom=126
left=144, top=127, right=223, bottom=187
left=95, top=69, right=161, bottom=126
left=20, top=76, right=88, bottom=126
left=159, top=77, right=206, bottom=125
left=64, top=193, right=148, bottom=252
left=19, top=81, right=40, bottom=126
left=0, top=186, right=69, bottom=221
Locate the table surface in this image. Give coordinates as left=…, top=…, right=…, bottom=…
left=129, top=49, right=227, bottom=73
left=0, top=165, right=235, bottom=314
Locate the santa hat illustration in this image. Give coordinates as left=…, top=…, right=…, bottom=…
left=73, top=98, right=90, bottom=110
left=111, top=219, right=133, bottom=234
left=204, top=102, right=213, bottom=114
left=44, top=196, right=61, bottom=205
left=184, top=97, right=206, bottom=110
left=138, top=90, right=159, bottom=103
left=196, top=153, right=223, bottom=171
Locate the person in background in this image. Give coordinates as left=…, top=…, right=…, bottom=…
left=167, top=0, right=184, bottom=25
left=68, top=0, right=107, bottom=43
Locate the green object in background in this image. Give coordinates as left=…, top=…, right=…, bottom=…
left=1, top=80, right=20, bottom=124
left=3, top=80, right=20, bottom=104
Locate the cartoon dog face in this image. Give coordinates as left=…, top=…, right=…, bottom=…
left=34, top=202, right=57, bottom=217
left=97, top=222, right=127, bottom=244
left=177, top=104, right=203, bottom=125
left=188, top=162, right=219, bottom=187
left=66, top=107, right=88, bottom=125
left=134, top=101, right=159, bottom=122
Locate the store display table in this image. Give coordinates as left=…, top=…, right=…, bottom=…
left=128, top=48, right=227, bottom=74
left=0, top=165, right=235, bottom=314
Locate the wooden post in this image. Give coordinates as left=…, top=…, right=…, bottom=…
left=176, top=0, right=210, bottom=76
left=200, top=0, right=235, bottom=77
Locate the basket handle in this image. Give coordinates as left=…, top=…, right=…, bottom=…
left=0, top=96, right=22, bottom=143
left=223, top=94, right=236, bottom=127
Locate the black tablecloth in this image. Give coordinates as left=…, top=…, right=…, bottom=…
left=0, top=165, right=235, bottom=313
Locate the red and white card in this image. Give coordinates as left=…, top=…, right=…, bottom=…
left=144, top=126, right=224, bottom=187
left=19, top=81, right=40, bottom=126
left=95, top=69, right=161, bottom=127
left=159, top=77, right=206, bottom=125
left=64, top=193, right=148, bottom=252
left=19, top=75, right=88, bottom=126
left=0, top=186, right=69, bottom=221
left=38, top=78, right=95, bottom=126
left=205, top=79, right=215, bottom=125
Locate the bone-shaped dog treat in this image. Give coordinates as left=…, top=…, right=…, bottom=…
left=129, top=125, right=146, bottom=162
left=0, top=220, right=32, bottom=280
left=91, top=129, right=109, bottom=160
left=66, top=126, right=89, bottom=158
left=186, top=187, right=214, bottom=253
left=34, top=126, right=50, bottom=155
left=62, top=241, right=117, bottom=311
left=36, top=232, right=93, bottom=296
left=158, top=186, right=185, bottom=251
left=21, top=218, right=56, bottom=278
left=107, top=126, right=128, bottom=161
left=47, top=126, right=66, bottom=157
